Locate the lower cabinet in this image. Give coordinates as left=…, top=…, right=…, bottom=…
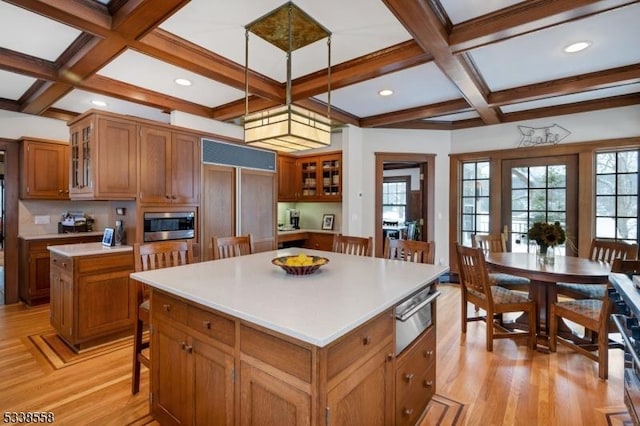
left=147, top=290, right=435, bottom=425
left=19, top=234, right=102, bottom=305
left=303, top=232, right=335, bottom=251
left=394, top=326, right=436, bottom=426
left=49, top=250, right=134, bottom=350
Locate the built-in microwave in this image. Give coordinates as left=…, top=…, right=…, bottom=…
left=143, top=211, right=195, bottom=242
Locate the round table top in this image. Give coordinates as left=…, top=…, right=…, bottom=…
left=484, top=252, right=611, bottom=284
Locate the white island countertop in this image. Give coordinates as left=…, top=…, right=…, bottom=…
left=48, top=242, right=133, bottom=257
left=19, top=231, right=105, bottom=240
left=131, top=248, right=448, bottom=347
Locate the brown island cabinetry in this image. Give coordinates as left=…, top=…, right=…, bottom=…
left=48, top=243, right=134, bottom=351
left=134, top=248, right=444, bottom=426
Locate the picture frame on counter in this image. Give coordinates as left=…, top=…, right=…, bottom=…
left=322, top=214, right=335, bottom=230
left=102, top=227, right=115, bottom=247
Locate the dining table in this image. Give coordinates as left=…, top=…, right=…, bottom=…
left=484, top=252, right=611, bottom=349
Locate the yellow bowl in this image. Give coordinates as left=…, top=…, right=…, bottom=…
left=272, top=255, right=329, bottom=276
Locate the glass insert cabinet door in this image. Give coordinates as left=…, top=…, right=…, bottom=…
left=501, top=155, right=578, bottom=256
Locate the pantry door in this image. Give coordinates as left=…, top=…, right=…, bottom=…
left=501, top=155, right=579, bottom=256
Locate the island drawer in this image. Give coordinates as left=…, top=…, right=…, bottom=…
left=326, top=310, right=393, bottom=380
left=152, top=291, right=187, bottom=323
left=240, top=324, right=312, bottom=383
left=50, top=253, right=73, bottom=273
left=395, top=364, right=436, bottom=426
left=187, top=305, right=235, bottom=347
left=395, top=326, right=435, bottom=404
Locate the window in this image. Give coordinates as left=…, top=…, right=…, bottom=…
left=382, top=176, right=409, bottom=224
left=460, top=161, right=490, bottom=247
left=595, top=150, right=638, bottom=244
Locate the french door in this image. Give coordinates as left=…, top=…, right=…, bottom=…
left=501, top=155, right=578, bottom=256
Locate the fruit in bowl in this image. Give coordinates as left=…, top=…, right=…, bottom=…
left=272, top=254, right=329, bottom=275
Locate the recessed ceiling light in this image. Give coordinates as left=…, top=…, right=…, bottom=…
left=564, top=41, right=591, bottom=53
left=91, top=100, right=107, bottom=107
left=174, top=78, right=192, bottom=86
left=379, top=89, right=394, bottom=96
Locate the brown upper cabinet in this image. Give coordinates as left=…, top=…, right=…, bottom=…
left=138, top=126, right=200, bottom=205
left=278, top=152, right=342, bottom=202
left=68, top=111, right=138, bottom=200
left=19, top=138, right=69, bottom=199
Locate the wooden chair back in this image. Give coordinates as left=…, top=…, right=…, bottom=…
left=589, top=239, right=638, bottom=263
left=213, top=235, right=253, bottom=260
left=134, top=241, right=194, bottom=272
left=384, top=238, right=435, bottom=264
left=472, top=233, right=507, bottom=253
left=455, top=243, right=494, bottom=307
left=332, top=234, right=373, bottom=256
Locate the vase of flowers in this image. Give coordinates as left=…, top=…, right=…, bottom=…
left=527, top=221, right=566, bottom=265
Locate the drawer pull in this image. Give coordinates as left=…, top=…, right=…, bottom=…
left=424, top=349, right=434, bottom=359
left=362, top=336, right=372, bottom=345
left=424, top=380, right=434, bottom=388
left=203, top=320, right=211, bottom=329
left=163, top=304, right=172, bottom=312
left=403, top=408, right=414, bottom=417
left=387, top=353, right=394, bottom=361
left=184, top=345, right=193, bottom=353
left=404, top=373, right=414, bottom=383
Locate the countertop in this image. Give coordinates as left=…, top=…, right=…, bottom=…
left=277, top=228, right=336, bottom=235
left=48, top=242, right=133, bottom=257
left=131, top=247, right=448, bottom=347
left=19, top=231, right=105, bottom=240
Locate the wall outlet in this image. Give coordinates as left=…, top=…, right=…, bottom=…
left=34, top=215, right=50, bottom=225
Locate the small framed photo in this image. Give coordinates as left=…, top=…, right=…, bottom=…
left=322, top=214, right=335, bottom=231
left=102, top=227, right=115, bottom=247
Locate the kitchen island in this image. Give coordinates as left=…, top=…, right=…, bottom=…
left=131, top=248, right=447, bottom=425
left=48, top=242, right=134, bottom=351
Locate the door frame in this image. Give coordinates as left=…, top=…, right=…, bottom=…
left=0, top=139, right=18, bottom=304
left=374, top=153, right=435, bottom=258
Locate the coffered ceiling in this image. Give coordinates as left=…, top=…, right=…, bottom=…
left=0, top=0, right=639, bottom=130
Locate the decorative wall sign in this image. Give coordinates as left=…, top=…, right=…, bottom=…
left=517, top=124, right=571, bottom=147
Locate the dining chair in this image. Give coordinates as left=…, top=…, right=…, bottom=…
left=549, top=258, right=639, bottom=380
left=132, top=240, right=194, bottom=394
left=382, top=220, right=400, bottom=240
left=471, top=233, right=530, bottom=292
left=212, top=234, right=253, bottom=260
left=556, top=239, right=638, bottom=300
left=455, top=243, right=537, bottom=352
left=332, top=234, right=373, bottom=256
left=383, top=237, right=434, bottom=264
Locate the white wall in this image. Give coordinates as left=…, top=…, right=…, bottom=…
left=340, top=127, right=452, bottom=264
left=451, top=105, right=640, bottom=153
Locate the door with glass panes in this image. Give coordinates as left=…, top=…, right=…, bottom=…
left=501, top=156, right=578, bottom=256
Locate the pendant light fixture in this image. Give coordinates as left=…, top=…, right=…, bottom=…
left=243, top=2, right=332, bottom=153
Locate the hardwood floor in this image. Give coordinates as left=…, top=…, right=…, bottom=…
left=0, top=283, right=628, bottom=425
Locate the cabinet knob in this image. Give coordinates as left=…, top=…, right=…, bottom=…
left=165, top=195, right=171, bottom=199
left=362, top=336, right=372, bottom=345
left=386, top=353, right=394, bottom=361
left=184, top=345, right=193, bottom=353
left=163, top=304, right=172, bottom=312
left=404, top=373, right=414, bottom=383
left=424, top=349, right=434, bottom=359
left=203, top=320, right=211, bottom=329
left=403, top=408, right=414, bottom=417
left=423, top=380, right=434, bottom=388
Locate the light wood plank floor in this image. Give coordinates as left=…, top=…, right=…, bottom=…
left=0, top=283, right=628, bottom=425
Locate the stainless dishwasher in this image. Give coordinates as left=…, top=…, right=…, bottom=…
left=395, top=285, right=441, bottom=354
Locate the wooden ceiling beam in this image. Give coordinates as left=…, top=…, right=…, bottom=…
left=4, top=0, right=112, bottom=37
left=81, top=74, right=213, bottom=117
left=0, top=48, right=57, bottom=81
left=210, top=97, right=280, bottom=122
left=502, top=93, right=640, bottom=123
left=16, top=0, right=190, bottom=115
left=136, top=29, right=284, bottom=102
left=383, top=0, right=501, bottom=125
left=449, top=0, right=638, bottom=53
left=292, top=40, right=433, bottom=100
left=490, top=64, right=640, bottom=106
left=360, top=99, right=470, bottom=128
